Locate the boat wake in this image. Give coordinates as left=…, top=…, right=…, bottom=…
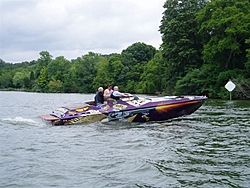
left=1, top=117, right=40, bottom=126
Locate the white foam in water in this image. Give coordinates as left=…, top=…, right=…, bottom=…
left=2, top=117, right=39, bottom=126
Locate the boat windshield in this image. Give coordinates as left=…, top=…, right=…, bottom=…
left=119, top=94, right=134, bottom=101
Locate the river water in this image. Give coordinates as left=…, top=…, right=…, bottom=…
left=0, top=91, right=249, bottom=188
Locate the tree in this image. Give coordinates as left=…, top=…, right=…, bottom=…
left=37, top=66, right=48, bottom=92
left=174, top=64, right=217, bottom=96
left=12, top=69, right=30, bottom=89
left=107, top=54, right=124, bottom=86
left=93, top=54, right=124, bottom=90
left=46, top=56, right=73, bottom=92
left=120, top=42, right=157, bottom=92
left=243, top=38, right=250, bottom=78
left=63, top=66, right=78, bottom=93
left=138, top=51, right=166, bottom=94
left=160, top=0, right=207, bottom=93
left=34, top=51, right=52, bottom=78
left=92, top=57, right=111, bottom=89
left=47, top=56, right=71, bottom=80
left=48, top=78, right=63, bottom=93
left=0, top=71, right=13, bottom=88
left=73, top=52, right=102, bottom=93
left=197, top=0, right=250, bottom=70
left=121, top=42, right=156, bottom=66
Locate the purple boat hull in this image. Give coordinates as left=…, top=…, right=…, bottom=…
left=39, top=95, right=207, bottom=125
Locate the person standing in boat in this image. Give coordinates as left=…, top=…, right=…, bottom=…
left=103, top=84, right=113, bottom=100
left=94, top=87, right=104, bottom=106
left=110, top=86, right=128, bottom=100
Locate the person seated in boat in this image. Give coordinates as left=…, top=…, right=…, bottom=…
left=103, top=84, right=113, bottom=101
left=110, top=86, right=129, bottom=101
left=94, top=87, right=104, bottom=106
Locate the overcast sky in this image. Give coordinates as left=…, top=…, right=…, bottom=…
left=0, top=0, right=165, bottom=63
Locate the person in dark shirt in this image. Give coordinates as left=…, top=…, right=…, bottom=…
left=94, top=87, right=104, bottom=106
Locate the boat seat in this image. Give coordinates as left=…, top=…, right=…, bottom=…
left=107, top=98, right=115, bottom=103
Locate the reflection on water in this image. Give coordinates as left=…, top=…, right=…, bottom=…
left=0, top=92, right=249, bottom=188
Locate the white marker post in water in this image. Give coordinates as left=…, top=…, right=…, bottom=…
left=225, top=80, right=236, bottom=100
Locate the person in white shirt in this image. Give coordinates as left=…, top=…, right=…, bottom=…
left=110, top=86, right=128, bottom=100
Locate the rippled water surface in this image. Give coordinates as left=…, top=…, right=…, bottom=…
left=0, top=91, right=249, bottom=188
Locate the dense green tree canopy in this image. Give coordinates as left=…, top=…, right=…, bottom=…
left=197, top=0, right=250, bottom=70
left=0, top=0, right=249, bottom=99
left=120, top=42, right=157, bottom=92
left=160, top=0, right=207, bottom=93
left=138, top=51, right=166, bottom=94
left=73, top=52, right=102, bottom=93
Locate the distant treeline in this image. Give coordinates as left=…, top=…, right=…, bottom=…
left=1, top=0, right=250, bottom=99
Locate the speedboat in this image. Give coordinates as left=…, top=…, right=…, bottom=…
left=39, top=95, right=207, bottom=125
